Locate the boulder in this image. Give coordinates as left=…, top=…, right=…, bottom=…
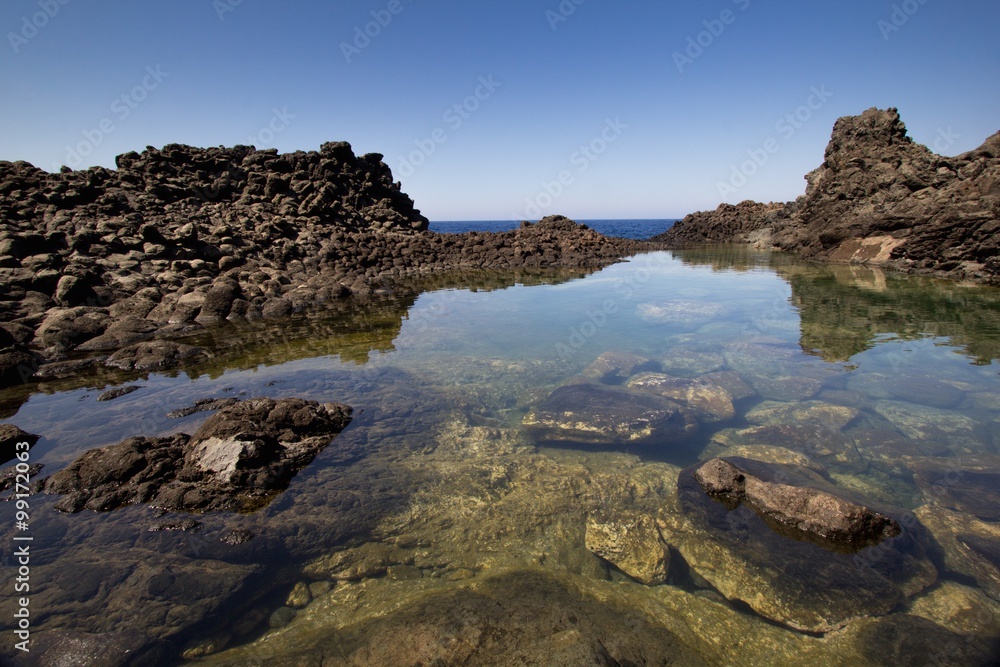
left=693, top=458, right=900, bottom=550
left=585, top=510, right=669, bottom=585
left=522, top=382, right=699, bottom=447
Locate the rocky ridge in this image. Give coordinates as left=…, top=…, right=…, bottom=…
left=655, top=108, right=1000, bottom=284
left=0, top=142, right=653, bottom=388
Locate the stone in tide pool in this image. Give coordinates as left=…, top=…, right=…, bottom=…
left=659, top=457, right=937, bottom=633
left=693, top=458, right=900, bottom=549
left=585, top=510, right=669, bottom=585
left=522, top=382, right=698, bottom=447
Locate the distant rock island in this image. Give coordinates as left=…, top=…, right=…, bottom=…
left=654, top=108, right=1000, bottom=285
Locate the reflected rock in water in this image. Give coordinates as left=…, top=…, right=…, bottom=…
left=662, top=457, right=937, bottom=633
left=671, top=246, right=1000, bottom=364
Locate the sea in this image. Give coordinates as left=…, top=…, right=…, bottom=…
left=429, top=219, right=676, bottom=240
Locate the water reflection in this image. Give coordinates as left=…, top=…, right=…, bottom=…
left=671, top=246, right=1000, bottom=364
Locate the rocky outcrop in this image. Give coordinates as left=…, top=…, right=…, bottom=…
left=0, top=139, right=652, bottom=389
left=655, top=200, right=795, bottom=247
left=655, top=108, right=1000, bottom=284
left=694, top=457, right=900, bottom=551
left=43, top=397, right=353, bottom=513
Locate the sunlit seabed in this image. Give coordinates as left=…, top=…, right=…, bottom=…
left=2, top=248, right=1000, bottom=664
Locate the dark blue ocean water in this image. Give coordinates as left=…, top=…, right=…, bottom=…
left=429, top=219, right=676, bottom=241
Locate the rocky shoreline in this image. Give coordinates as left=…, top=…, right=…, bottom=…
left=0, top=142, right=653, bottom=389
left=654, top=108, right=1000, bottom=285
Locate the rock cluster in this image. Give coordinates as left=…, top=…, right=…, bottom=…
left=43, top=397, right=353, bottom=513
left=0, top=141, right=652, bottom=388
left=655, top=108, right=1000, bottom=283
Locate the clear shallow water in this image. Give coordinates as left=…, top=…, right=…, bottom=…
left=2, top=247, right=1000, bottom=664
left=429, top=218, right=676, bottom=239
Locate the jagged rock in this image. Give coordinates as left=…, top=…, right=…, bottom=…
left=585, top=510, right=669, bottom=585
left=522, top=382, right=699, bottom=447
left=655, top=108, right=1000, bottom=285
left=43, top=397, right=353, bottom=513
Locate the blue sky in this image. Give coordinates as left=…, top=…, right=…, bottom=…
left=2, top=0, right=997, bottom=220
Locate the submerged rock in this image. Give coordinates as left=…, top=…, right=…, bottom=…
left=908, top=454, right=1000, bottom=521
left=105, top=340, right=207, bottom=371
left=626, top=372, right=735, bottom=422
left=581, top=351, right=656, bottom=384
left=708, top=423, right=863, bottom=470
left=661, top=457, right=937, bottom=633
left=97, top=385, right=141, bottom=402
left=43, top=397, right=353, bottom=513
left=915, top=504, right=1000, bottom=602
left=585, top=510, right=669, bottom=585
left=522, top=382, right=699, bottom=447
left=193, top=569, right=710, bottom=666
left=746, top=400, right=860, bottom=431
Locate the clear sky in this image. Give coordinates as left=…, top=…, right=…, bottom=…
left=2, top=0, right=997, bottom=220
